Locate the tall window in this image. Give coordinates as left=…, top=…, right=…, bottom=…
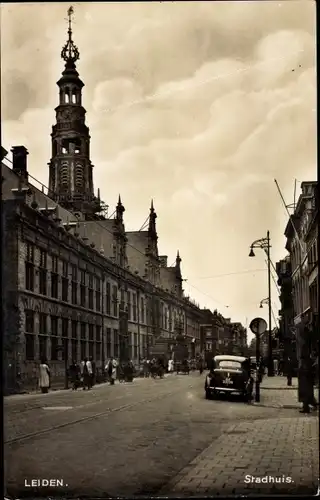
left=25, top=242, right=35, bottom=291
left=51, top=255, right=59, bottom=299
left=88, top=324, right=94, bottom=359
left=71, top=264, right=78, bottom=305
left=128, top=331, right=132, bottom=359
left=25, top=333, right=35, bottom=360
left=25, top=309, right=35, bottom=360
left=39, top=313, right=48, bottom=360
left=61, top=318, right=69, bottom=362
left=133, top=333, right=138, bottom=359
left=140, top=297, right=145, bottom=324
left=106, top=328, right=112, bottom=358
left=160, top=303, right=164, bottom=328
left=88, top=274, right=94, bottom=309
left=106, top=282, right=111, bottom=315
left=39, top=313, right=47, bottom=335
left=62, top=261, right=69, bottom=302
left=96, top=277, right=101, bottom=312
left=114, top=329, right=119, bottom=358
left=112, top=286, right=118, bottom=317
left=71, top=320, right=78, bottom=361
left=62, top=318, right=69, bottom=338
left=39, top=249, right=47, bottom=295
left=50, top=315, right=58, bottom=335
left=25, top=310, right=34, bottom=333
left=120, top=289, right=125, bottom=312
left=80, top=322, right=86, bottom=360
left=96, top=325, right=101, bottom=361
left=80, top=270, right=86, bottom=307
left=133, top=293, right=137, bottom=321
left=50, top=315, right=58, bottom=361
left=127, top=291, right=132, bottom=320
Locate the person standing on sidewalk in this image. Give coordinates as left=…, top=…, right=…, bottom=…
left=106, top=357, right=118, bottom=385
left=299, top=355, right=317, bottom=413
left=80, top=358, right=92, bottom=390
left=39, top=359, right=50, bottom=394
left=286, top=357, right=293, bottom=386
left=90, top=357, right=96, bottom=387
left=69, top=360, right=80, bottom=390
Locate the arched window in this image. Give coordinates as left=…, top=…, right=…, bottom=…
left=72, top=93, right=77, bottom=104
left=65, top=87, right=70, bottom=103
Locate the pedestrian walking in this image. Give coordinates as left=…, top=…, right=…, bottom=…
left=106, top=357, right=118, bottom=385
left=90, top=357, right=96, bottom=387
left=39, top=358, right=50, bottom=394
left=69, top=360, right=80, bottom=390
left=80, top=357, right=92, bottom=390
left=168, top=359, right=174, bottom=373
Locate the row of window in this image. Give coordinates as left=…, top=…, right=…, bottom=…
left=25, top=311, right=102, bottom=339
left=25, top=243, right=187, bottom=327
left=25, top=327, right=147, bottom=362
left=25, top=334, right=102, bottom=362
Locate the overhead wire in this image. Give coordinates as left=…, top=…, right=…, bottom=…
left=3, top=155, right=278, bottom=321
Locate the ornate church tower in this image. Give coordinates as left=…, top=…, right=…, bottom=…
left=48, top=7, right=100, bottom=218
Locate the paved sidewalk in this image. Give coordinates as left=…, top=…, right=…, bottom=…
left=164, top=414, right=319, bottom=496
left=255, top=376, right=318, bottom=409
left=261, top=376, right=298, bottom=390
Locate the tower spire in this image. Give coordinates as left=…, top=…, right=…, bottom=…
left=61, top=6, right=79, bottom=69
left=48, top=7, right=100, bottom=219
left=175, top=250, right=182, bottom=279
left=116, top=194, right=125, bottom=222
left=148, top=199, right=157, bottom=236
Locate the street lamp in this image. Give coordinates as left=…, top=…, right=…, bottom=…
left=249, top=230, right=274, bottom=377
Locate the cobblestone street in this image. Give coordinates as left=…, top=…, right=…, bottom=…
left=5, top=373, right=318, bottom=498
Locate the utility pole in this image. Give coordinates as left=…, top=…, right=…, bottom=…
left=267, top=230, right=273, bottom=377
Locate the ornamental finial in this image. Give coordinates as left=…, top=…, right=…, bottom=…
left=61, top=6, right=80, bottom=65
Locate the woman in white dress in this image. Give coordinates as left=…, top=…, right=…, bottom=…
left=39, top=359, right=50, bottom=394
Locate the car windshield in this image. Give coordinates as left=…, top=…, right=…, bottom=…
left=217, top=360, right=242, bottom=369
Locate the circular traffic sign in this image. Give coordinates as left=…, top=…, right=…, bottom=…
left=249, top=317, right=267, bottom=335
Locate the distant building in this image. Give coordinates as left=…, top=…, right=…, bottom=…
left=284, top=181, right=318, bottom=364
left=276, top=256, right=296, bottom=367
left=200, top=309, right=247, bottom=365
left=1, top=17, right=202, bottom=393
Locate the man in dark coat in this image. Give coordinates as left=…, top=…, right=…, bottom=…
left=69, top=360, right=80, bottom=390
left=299, top=355, right=317, bottom=413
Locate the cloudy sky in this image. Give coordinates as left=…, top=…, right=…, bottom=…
left=1, top=1, right=316, bottom=340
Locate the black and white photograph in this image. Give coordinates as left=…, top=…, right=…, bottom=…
left=1, top=1, right=318, bottom=498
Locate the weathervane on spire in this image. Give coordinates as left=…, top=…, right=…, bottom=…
left=61, top=6, right=80, bottom=64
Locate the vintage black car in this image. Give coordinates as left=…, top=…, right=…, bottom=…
left=204, top=355, right=252, bottom=401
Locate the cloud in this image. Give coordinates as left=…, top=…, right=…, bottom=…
left=1, top=2, right=316, bottom=332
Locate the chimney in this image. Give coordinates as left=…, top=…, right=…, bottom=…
left=11, top=146, right=29, bottom=181
left=159, top=256, right=168, bottom=267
